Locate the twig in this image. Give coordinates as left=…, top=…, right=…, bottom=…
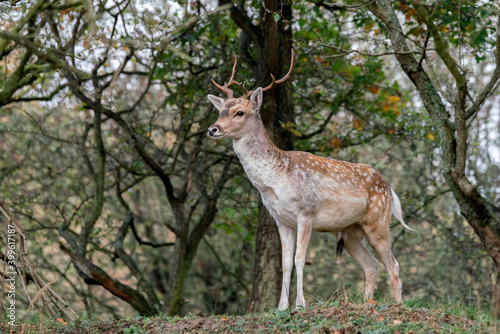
left=0, top=201, right=78, bottom=321
left=320, top=43, right=422, bottom=58
left=416, top=31, right=430, bottom=70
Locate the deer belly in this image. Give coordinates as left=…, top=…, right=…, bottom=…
left=260, top=189, right=367, bottom=232
left=312, top=198, right=367, bottom=232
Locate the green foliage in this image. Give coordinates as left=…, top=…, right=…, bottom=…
left=395, top=0, right=498, bottom=60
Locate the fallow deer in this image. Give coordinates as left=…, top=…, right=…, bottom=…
left=207, top=50, right=414, bottom=311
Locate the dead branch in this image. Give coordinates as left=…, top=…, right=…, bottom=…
left=0, top=201, right=78, bottom=321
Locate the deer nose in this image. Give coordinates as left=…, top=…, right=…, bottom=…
left=208, top=124, right=221, bottom=137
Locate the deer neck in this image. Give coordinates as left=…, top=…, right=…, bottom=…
left=232, top=115, right=288, bottom=190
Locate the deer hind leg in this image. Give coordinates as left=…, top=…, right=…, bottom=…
left=362, top=208, right=402, bottom=302
left=338, top=224, right=379, bottom=301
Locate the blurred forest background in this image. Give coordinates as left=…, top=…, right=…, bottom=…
left=0, top=0, right=499, bottom=322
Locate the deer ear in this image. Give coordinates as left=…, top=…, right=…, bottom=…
left=207, top=95, right=226, bottom=111
left=250, top=87, right=263, bottom=111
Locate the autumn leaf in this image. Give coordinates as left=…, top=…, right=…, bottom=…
left=221, top=315, right=229, bottom=322
left=375, top=315, right=385, bottom=321
left=57, top=318, right=68, bottom=325
left=438, top=25, right=448, bottom=33
left=367, top=298, right=376, bottom=304
left=369, top=86, right=379, bottom=94
left=352, top=119, right=363, bottom=131
left=405, top=8, right=416, bottom=20
left=382, top=95, right=400, bottom=112
left=393, top=319, right=403, bottom=325
left=387, top=95, right=400, bottom=104
left=414, top=27, right=426, bottom=36
left=331, top=137, right=342, bottom=149
left=284, top=122, right=302, bottom=137
left=427, top=133, right=435, bottom=141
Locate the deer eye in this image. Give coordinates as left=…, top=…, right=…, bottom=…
left=235, top=110, right=245, bottom=117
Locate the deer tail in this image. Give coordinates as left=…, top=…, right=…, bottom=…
left=391, top=188, right=415, bottom=231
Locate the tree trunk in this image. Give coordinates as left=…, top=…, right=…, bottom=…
left=250, top=201, right=284, bottom=311
left=166, top=255, right=190, bottom=316
left=492, top=268, right=500, bottom=332
left=164, top=196, right=223, bottom=315
left=250, top=0, right=295, bottom=312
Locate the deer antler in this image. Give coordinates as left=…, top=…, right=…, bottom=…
left=242, top=49, right=295, bottom=99
left=211, top=50, right=295, bottom=99
left=211, top=56, right=242, bottom=99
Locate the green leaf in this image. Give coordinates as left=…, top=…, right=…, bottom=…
left=273, top=12, right=280, bottom=23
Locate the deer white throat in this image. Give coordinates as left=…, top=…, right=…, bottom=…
left=232, top=117, right=289, bottom=193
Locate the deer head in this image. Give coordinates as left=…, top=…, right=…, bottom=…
left=207, top=51, right=295, bottom=140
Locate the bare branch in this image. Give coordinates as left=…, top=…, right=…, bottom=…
left=115, top=213, right=160, bottom=307
left=59, top=243, right=157, bottom=316
left=320, top=42, right=422, bottom=58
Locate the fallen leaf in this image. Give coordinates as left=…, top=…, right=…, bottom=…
left=375, top=315, right=385, bottom=321
left=393, top=319, right=403, bottom=325
left=56, top=317, right=68, bottom=325
left=367, top=299, right=376, bottom=304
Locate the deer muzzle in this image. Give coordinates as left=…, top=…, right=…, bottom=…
left=208, top=124, right=223, bottom=138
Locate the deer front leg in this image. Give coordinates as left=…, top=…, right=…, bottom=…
left=295, top=216, right=312, bottom=310
left=277, top=222, right=296, bottom=311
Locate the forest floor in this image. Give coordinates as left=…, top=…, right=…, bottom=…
left=0, top=300, right=493, bottom=333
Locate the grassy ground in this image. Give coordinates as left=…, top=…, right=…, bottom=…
left=0, top=298, right=493, bottom=333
